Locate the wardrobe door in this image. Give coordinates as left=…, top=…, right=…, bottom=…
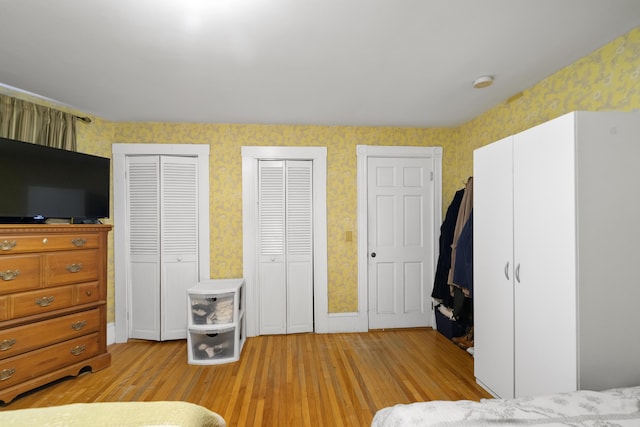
left=513, top=114, right=577, bottom=397
left=473, top=136, right=515, bottom=399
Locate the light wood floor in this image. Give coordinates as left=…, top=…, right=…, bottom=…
left=1, top=328, right=490, bottom=426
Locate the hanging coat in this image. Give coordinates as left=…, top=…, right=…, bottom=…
left=431, top=188, right=464, bottom=302
left=448, top=177, right=473, bottom=289
left=453, top=210, right=473, bottom=298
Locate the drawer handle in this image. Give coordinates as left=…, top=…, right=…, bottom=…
left=70, top=345, right=86, bottom=356
left=66, top=263, right=83, bottom=273
left=0, top=368, right=16, bottom=381
left=0, top=240, right=17, bottom=251
left=0, top=269, right=20, bottom=281
left=0, top=339, right=16, bottom=351
left=71, top=238, right=87, bottom=247
left=35, top=296, right=55, bottom=307
left=71, top=320, right=87, bottom=331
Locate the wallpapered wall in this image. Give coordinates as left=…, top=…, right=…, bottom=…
left=442, top=27, right=640, bottom=206
left=107, top=124, right=451, bottom=316
left=3, top=27, right=639, bottom=323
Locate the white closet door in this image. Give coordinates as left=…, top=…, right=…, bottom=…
left=285, top=160, right=313, bottom=334
left=127, top=156, right=161, bottom=340
left=258, top=160, right=313, bottom=335
left=160, top=156, right=199, bottom=340
left=127, top=155, right=199, bottom=341
left=259, top=161, right=287, bottom=334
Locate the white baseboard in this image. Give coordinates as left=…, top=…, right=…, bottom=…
left=327, top=312, right=368, bottom=333
left=107, top=322, right=116, bottom=345
left=110, top=313, right=368, bottom=343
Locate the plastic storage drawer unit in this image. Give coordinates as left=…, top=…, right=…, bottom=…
left=187, top=278, right=245, bottom=365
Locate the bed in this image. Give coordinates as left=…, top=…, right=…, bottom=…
left=372, top=386, right=640, bottom=426
left=0, top=401, right=226, bottom=427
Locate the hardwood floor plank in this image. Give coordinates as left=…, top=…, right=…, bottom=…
left=0, top=328, right=491, bottom=426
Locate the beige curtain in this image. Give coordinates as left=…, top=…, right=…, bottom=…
left=0, top=93, right=77, bottom=151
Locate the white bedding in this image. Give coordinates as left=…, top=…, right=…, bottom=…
left=372, top=386, right=640, bottom=426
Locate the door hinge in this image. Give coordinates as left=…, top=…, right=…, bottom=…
left=430, top=171, right=434, bottom=181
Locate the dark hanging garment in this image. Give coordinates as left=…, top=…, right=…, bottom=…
left=448, top=177, right=473, bottom=287
left=453, top=210, right=473, bottom=297
left=431, top=189, right=464, bottom=303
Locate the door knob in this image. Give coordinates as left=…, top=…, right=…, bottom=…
left=371, top=252, right=376, bottom=258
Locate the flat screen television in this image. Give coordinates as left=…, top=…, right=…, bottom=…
left=0, top=136, right=110, bottom=223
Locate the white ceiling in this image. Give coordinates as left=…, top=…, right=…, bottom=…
left=1, top=1, right=639, bottom=127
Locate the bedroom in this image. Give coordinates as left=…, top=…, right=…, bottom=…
left=1, top=1, right=640, bottom=425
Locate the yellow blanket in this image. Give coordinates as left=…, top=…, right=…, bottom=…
left=0, top=401, right=226, bottom=427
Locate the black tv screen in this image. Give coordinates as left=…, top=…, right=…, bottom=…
left=0, top=136, right=110, bottom=222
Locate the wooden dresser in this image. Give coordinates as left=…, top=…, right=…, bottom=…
left=0, top=224, right=112, bottom=403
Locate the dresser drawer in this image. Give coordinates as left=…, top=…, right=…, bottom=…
left=0, top=333, right=99, bottom=389
left=0, top=255, right=41, bottom=295
left=45, top=250, right=99, bottom=286
left=9, top=285, right=74, bottom=319
left=0, top=233, right=99, bottom=255
left=75, top=282, right=100, bottom=305
left=0, top=308, right=100, bottom=360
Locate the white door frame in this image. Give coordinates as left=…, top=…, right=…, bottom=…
left=112, top=143, right=210, bottom=343
left=356, top=145, right=442, bottom=330
left=242, top=146, right=328, bottom=337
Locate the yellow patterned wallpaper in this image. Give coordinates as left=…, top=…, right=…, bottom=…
left=110, top=124, right=450, bottom=314
left=442, top=27, right=640, bottom=206
left=2, top=27, right=638, bottom=322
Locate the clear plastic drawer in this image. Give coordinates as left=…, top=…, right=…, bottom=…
left=189, top=292, right=235, bottom=325
left=188, top=328, right=236, bottom=362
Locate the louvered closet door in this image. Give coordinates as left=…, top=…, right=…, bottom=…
left=160, top=156, right=199, bottom=340
left=127, top=155, right=198, bottom=341
left=259, top=160, right=313, bottom=335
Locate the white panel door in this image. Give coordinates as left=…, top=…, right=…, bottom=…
left=513, top=114, right=577, bottom=397
left=473, top=136, right=515, bottom=399
left=367, top=156, right=433, bottom=329
left=258, top=160, right=313, bottom=335
left=127, top=155, right=199, bottom=341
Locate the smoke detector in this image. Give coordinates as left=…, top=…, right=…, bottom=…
left=473, top=75, right=494, bottom=89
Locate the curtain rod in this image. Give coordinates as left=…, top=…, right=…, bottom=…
left=74, top=115, right=92, bottom=124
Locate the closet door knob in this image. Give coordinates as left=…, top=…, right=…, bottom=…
left=371, top=252, right=376, bottom=258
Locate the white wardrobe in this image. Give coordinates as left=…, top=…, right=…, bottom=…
left=258, top=160, right=314, bottom=335
left=474, top=111, right=640, bottom=399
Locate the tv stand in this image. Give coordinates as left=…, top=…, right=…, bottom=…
left=44, top=218, right=71, bottom=224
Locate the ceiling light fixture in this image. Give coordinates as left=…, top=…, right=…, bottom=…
left=473, top=75, right=494, bottom=89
